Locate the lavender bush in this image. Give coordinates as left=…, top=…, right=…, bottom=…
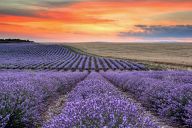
left=0, top=71, right=87, bottom=128
left=44, top=72, right=159, bottom=128
left=102, top=71, right=192, bottom=127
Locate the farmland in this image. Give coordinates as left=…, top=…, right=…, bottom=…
left=0, top=42, right=192, bottom=128
left=0, top=43, right=145, bottom=71
left=67, top=43, right=192, bottom=69
left=1, top=71, right=192, bottom=128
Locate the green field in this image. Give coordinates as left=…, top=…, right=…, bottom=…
left=66, top=43, right=192, bottom=70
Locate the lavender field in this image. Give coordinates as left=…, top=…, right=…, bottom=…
left=1, top=70, right=192, bottom=128
left=0, top=71, right=88, bottom=127
left=0, top=43, right=192, bottom=128
left=0, top=43, right=145, bottom=71
left=1, top=0, right=192, bottom=127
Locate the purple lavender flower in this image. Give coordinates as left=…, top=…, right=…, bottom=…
left=0, top=71, right=88, bottom=127
left=102, top=71, right=192, bottom=127
left=44, top=73, right=159, bottom=128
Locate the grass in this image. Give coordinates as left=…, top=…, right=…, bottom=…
left=65, top=42, right=192, bottom=70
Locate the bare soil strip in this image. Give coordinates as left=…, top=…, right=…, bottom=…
left=42, top=95, right=67, bottom=123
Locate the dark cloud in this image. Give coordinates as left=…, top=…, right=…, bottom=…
left=0, top=0, right=87, bottom=17
left=21, top=0, right=89, bottom=8
left=119, top=25, right=192, bottom=38
left=0, top=0, right=83, bottom=9
left=0, top=7, right=38, bottom=17
left=38, top=0, right=86, bottom=7
left=39, top=1, right=74, bottom=7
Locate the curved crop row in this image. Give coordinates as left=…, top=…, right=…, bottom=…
left=0, top=43, right=146, bottom=71
left=0, top=71, right=88, bottom=128
left=101, top=71, right=192, bottom=127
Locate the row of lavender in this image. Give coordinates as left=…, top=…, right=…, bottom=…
left=43, top=72, right=159, bottom=128
left=102, top=71, right=192, bottom=127
left=0, top=43, right=145, bottom=71
left=0, top=71, right=88, bottom=128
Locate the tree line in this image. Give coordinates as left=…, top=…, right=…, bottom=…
left=0, top=39, right=34, bottom=43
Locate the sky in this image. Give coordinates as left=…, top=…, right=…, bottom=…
left=0, top=0, right=192, bottom=42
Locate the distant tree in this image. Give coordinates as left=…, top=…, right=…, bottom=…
left=0, top=39, right=34, bottom=43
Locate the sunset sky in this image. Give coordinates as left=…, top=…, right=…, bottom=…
left=0, top=0, right=192, bottom=42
